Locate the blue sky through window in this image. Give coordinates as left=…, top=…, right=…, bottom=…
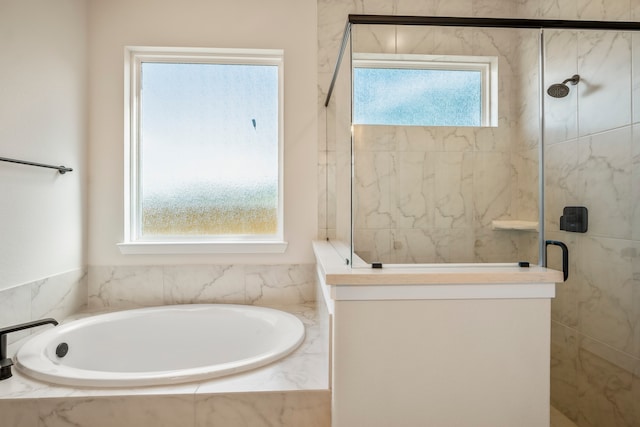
left=353, top=67, right=482, bottom=126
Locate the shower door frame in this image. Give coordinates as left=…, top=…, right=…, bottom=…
left=325, top=14, right=640, bottom=268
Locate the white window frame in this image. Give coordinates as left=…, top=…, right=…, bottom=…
left=119, top=46, right=287, bottom=254
left=353, top=53, right=498, bottom=127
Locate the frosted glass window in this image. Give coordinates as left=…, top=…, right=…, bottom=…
left=352, top=53, right=497, bottom=127
left=354, top=68, right=482, bottom=126
left=126, top=48, right=284, bottom=244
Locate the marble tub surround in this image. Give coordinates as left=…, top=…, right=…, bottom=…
left=0, top=303, right=330, bottom=427
left=88, top=264, right=315, bottom=310
left=0, top=268, right=87, bottom=346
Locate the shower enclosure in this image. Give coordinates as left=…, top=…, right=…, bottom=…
left=325, top=15, right=638, bottom=268
left=324, top=14, right=640, bottom=427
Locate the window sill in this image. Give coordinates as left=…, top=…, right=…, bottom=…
left=117, top=241, right=288, bottom=255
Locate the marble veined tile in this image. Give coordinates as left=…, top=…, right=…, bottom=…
left=195, top=391, right=330, bottom=427
left=544, top=139, right=580, bottom=232
left=577, top=0, right=631, bottom=20
left=0, top=399, right=38, bottom=427
left=354, top=125, right=396, bottom=152
left=434, top=152, right=473, bottom=229
left=551, top=405, right=578, bottom=427
left=391, top=228, right=449, bottom=264
left=37, top=395, right=195, bottom=427
left=578, top=236, right=635, bottom=355
left=317, top=0, right=356, bottom=74
left=245, top=265, right=315, bottom=306
left=577, top=339, right=637, bottom=427
left=472, top=151, right=514, bottom=228
left=472, top=27, right=519, bottom=76
left=472, top=0, right=518, bottom=18
left=632, top=125, right=640, bottom=241
left=31, top=268, right=87, bottom=322
left=473, top=227, right=520, bottom=263
left=632, top=34, right=640, bottom=125
left=513, top=147, right=539, bottom=222
left=163, top=264, right=245, bottom=304
left=577, top=126, right=632, bottom=239
left=394, top=151, right=435, bottom=229
left=396, top=25, right=476, bottom=57
left=633, top=241, right=640, bottom=360
left=0, top=284, right=31, bottom=345
left=396, top=25, right=435, bottom=55
left=541, top=0, right=579, bottom=20
left=352, top=24, right=396, bottom=54
left=354, top=228, right=393, bottom=263
left=578, top=30, right=632, bottom=137
left=394, top=0, right=439, bottom=16
left=88, top=265, right=164, bottom=309
left=353, top=151, right=395, bottom=229
left=544, top=31, right=579, bottom=146
left=550, top=322, right=579, bottom=422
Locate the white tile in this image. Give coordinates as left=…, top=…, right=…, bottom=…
left=577, top=127, right=632, bottom=239
left=578, top=31, right=632, bottom=137
left=0, top=284, right=31, bottom=344
left=163, top=265, right=245, bottom=304
left=577, top=236, right=635, bottom=354
left=31, top=268, right=87, bottom=321
left=88, top=265, right=164, bottom=309
left=245, top=265, right=315, bottom=306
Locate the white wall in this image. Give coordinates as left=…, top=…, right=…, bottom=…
left=88, top=0, right=318, bottom=266
left=0, top=0, right=87, bottom=291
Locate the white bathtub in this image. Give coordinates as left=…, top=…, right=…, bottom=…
left=15, top=304, right=305, bottom=387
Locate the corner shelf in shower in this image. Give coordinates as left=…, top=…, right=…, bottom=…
left=491, top=220, right=539, bottom=231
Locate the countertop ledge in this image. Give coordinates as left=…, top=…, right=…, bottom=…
left=313, top=240, right=564, bottom=286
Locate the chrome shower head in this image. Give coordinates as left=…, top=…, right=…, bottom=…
left=547, top=74, right=580, bottom=98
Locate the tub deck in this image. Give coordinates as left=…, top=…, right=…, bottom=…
left=0, top=303, right=330, bottom=427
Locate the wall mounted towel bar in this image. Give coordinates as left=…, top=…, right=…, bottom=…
left=0, top=156, right=73, bottom=174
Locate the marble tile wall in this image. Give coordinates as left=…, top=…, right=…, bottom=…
left=319, top=0, right=640, bottom=425
left=544, top=26, right=640, bottom=427
left=88, top=264, right=316, bottom=310
left=341, top=24, right=541, bottom=264
left=0, top=269, right=87, bottom=345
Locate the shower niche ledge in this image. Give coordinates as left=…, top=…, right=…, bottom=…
left=313, top=240, right=563, bottom=427
left=491, top=219, right=539, bottom=231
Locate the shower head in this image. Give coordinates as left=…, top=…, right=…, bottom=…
left=547, top=74, right=580, bottom=98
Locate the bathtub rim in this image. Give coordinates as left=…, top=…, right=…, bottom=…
left=14, top=304, right=306, bottom=388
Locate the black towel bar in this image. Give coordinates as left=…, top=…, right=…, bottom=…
left=0, top=156, right=73, bottom=174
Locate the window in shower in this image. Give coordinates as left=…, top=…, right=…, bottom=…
left=121, top=47, right=285, bottom=254
left=353, top=53, right=498, bottom=127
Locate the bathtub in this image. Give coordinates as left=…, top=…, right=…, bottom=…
left=14, top=304, right=305, bottom=387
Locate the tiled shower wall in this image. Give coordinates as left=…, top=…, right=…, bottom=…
left=318, top=0, right=639, bottom=425
left=348, top=19, right=541, bottom=264
left=324, top=19, right=542, bottom=265
left=545, top=29, right=640, bottom=426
